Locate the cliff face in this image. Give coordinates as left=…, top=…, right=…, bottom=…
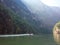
left=0, top=5, right=14, bottom=34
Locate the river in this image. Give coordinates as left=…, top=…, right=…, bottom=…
left=0, top=34, right=57, bottom=45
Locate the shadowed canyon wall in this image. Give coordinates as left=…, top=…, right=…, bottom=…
left=0, top=5, right=14, bottom=34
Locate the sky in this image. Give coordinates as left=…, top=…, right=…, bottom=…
left=21, top=0, right=60, bottom=7
left=21, top=0, right=60, bottom=13
left=40, top=0, right=60, bottom=7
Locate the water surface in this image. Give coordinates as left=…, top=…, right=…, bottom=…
left=0, top=34, right=57, bottom=45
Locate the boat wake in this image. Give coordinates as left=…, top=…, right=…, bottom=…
left=0, top=34, right=33, bottom=37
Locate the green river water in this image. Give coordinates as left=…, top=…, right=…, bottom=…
left=0, top=34, right=57, bottom=45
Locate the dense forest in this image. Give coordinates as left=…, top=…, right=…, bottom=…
left=0, top=4, right=36, bottom=34
left=1, top=0, right=59, bottom=34
left=0, top=4, right=51, bottom=34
